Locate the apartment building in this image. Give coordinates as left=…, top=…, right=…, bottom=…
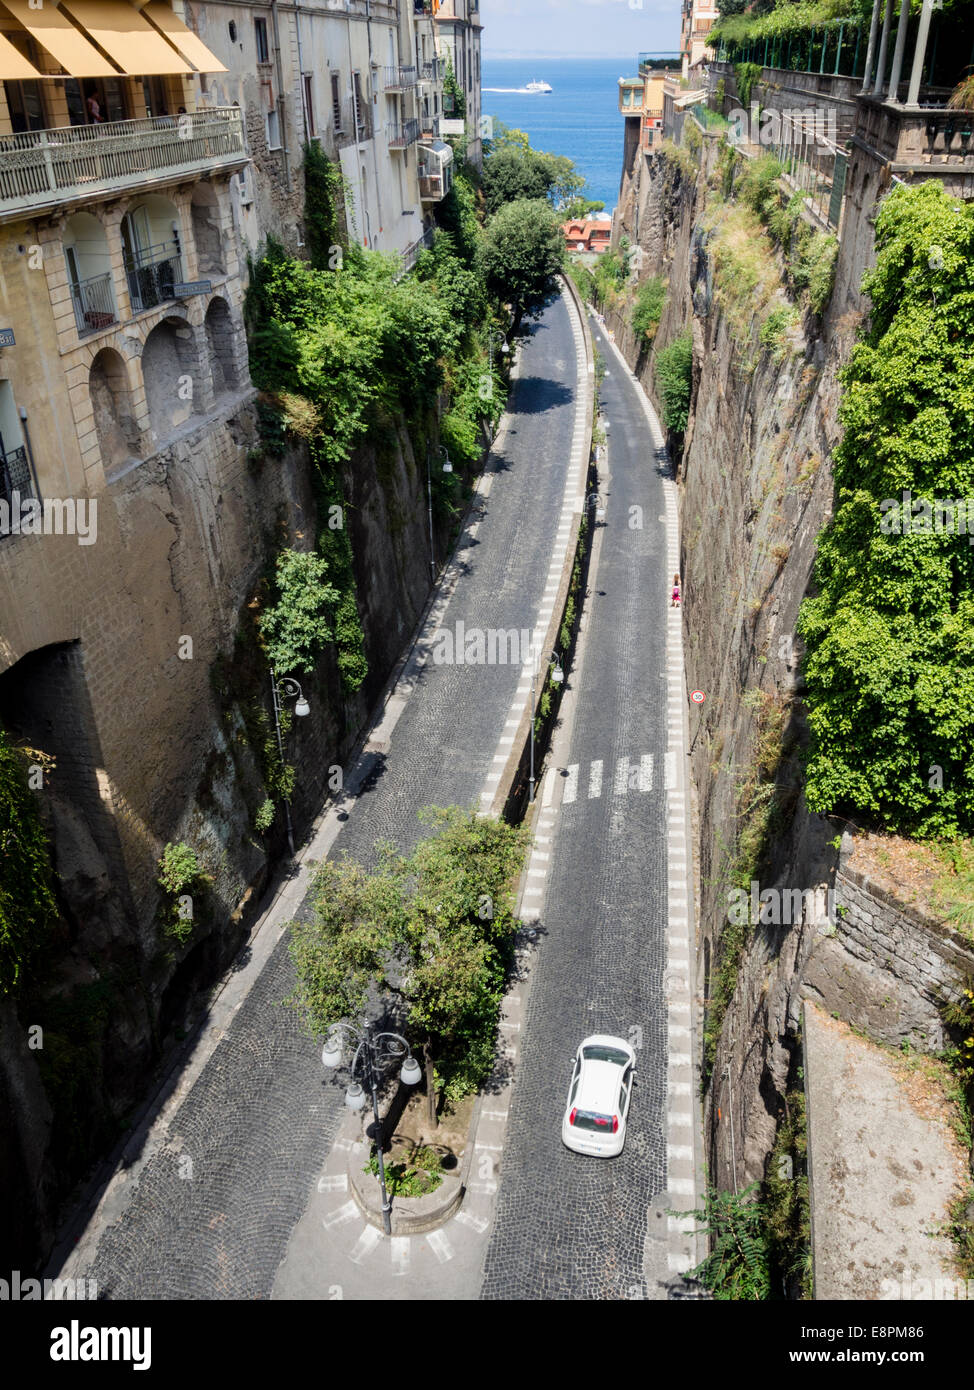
left=432, top=0, right=481, bottom=167
left=680, top=0, right=718, bottom=81
left=618, top=53, right=682, bottom=155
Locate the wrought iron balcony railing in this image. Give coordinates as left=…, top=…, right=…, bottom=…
left=384, top=65, right=418, bottom=91
left=0, top=107, right=246, bottom=221
left=0, top=445, right=33, bottom=512
left=123, top=242, right=182, bottom=315
left=387, top=119, right=420, bottom=149
left=70, top=271, right=118, bottom=337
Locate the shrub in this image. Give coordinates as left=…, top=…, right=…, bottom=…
left=654, top=328, right=694, bottom=436
left=258, top=548, right=338, bottom=676
left=632, top=275, right=666, bottom=343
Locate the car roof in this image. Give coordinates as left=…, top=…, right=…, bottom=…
left=577, top=1034, right=635, bottom=1062
left=576, top=1060, right=624, bottom=1113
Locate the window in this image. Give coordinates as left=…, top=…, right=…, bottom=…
left=228, top=19, right=237, bottom=43
left=303, top=74, right=316, bottom=136
left=352, top=71, right=365, bottom=134
left=331, top=73, right=342, bottom=131
left=254, top=16, right=269, bottom=64
left=267, top=105, right=281, bottom=150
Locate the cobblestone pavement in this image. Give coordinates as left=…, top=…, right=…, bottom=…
left=480, top=319, right=671, bottom=1300
left=77, top=291, right=581, bottom=1300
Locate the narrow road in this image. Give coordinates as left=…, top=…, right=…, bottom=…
left=480, top=317, right=672, bottom=1299
left=72, top=290, right=583, bottom=1300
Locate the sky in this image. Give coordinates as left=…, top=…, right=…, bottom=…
left=481, top=0, right=683, bottom=60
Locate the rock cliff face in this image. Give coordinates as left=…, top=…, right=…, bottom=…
left=606, top=132, right=972, bottom=1195
left=0, top=400, right=435, bottom=1272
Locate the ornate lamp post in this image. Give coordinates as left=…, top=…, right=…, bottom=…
left=529, top=648, right=565, bottom=802
left=321, top=1023, right=422, bottom=1236
left=269, top=670, right=310, bottom=855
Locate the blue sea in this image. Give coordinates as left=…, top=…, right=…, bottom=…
left=481, top=57, right=632, bottom=215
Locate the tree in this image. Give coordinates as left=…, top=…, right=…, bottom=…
left=481, top=198, right=565, bottom=321
left=442, top=54, right=465, bottom=119
left=289, top=806, right=527, bottom=1117
left=563, top=196, right=606, bottom=221
left=482, top=149, right=556, bottom=215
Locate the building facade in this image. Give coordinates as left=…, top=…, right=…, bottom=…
left=680, top=0, right=718, bottom=81
left=432, top=0, right=482, bottom=167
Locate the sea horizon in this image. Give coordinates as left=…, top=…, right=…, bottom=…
left=481, top=56, right=634, bottom=216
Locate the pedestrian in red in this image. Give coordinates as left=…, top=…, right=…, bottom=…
left=671, top=573, right=681, bottom=607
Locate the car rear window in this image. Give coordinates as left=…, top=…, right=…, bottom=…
left=581, top=1045, right=629, bottom=1065
left=572, top=1109, right=616, bottom=1132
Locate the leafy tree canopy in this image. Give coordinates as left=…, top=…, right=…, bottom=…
left=481, top=198, right=565, bottom=317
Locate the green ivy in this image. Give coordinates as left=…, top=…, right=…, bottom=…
left=797, top=182, right=974, bottom=838
left=632, top=275, right=666, bottom=344
left=0, top=727, right=57, bottom=996
left=303, top=140, right=343, bottom=270
left=258, top=548, right=338, bottom=676
left=734, top=61, right=763, bottom=112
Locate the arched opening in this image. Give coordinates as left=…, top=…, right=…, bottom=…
left=141, top=318, right=200, bottom=442
left=64, top=212, right=117, bottom=336
left=121, top=196, right=182, bottom=314
left=89, top=348, right=139, bottom=470
left=204, top=297, right=237, bottom=395
left=190, top=182, right=224, bottom=277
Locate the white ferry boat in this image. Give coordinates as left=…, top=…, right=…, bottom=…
left=525, top=79, right=553, bottom=93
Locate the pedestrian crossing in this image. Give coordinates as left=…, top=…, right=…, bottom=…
left=560, top=753, right=655, bottom=804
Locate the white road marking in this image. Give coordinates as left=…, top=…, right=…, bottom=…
left=391, top=1236, right=410, bottom=1276
left=455, top=1210, right=489, bottom=1235
left=316, top=1174, right=348, bottom=1193
left=563, top=764, right=578, bottom=803
left=348, top=1224, right=382, bottom=1264
left=614, top=756, right=629, bottom=796
left=639, top=754, right=653, bottom=791
left=322, top=1200, right=360, bottom=1230
left=588, top=759, right=603, bottom=799
left=427, top=1230, right=454, bottom=1264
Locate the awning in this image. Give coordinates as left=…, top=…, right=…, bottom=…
left=0, top=0, right=118, bottom=76
left=0, top=30, right=40, bottom=79
left=139, top=2, right=226, bottom=73
left=59, top=0, right=192, bottom=75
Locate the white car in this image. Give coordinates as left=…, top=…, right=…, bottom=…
left=561, top=1034, right=636, bottom=1157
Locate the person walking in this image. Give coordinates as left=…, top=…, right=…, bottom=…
left=671, top=573, right=681, bottom=607
left=86, top=92, right=104, bottom=124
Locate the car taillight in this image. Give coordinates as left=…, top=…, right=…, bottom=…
left=569, top=1108, right=577, bottom=1126
left=612, top=1115, right=619, bottom=1134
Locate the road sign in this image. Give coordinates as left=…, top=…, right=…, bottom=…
left=172, top=280, right=212, bottom=299
left=690, top=689, right=705, bottom=704
left=0, top=328, right=15, bottom=348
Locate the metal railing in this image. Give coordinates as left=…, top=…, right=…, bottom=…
left=419, top=173, right=445, bottom=199
left=124, top=241, right=182, bottom=315
left=70, top=271, right=118, bottom=337
left=384, top=65, right=418, bottom=90
left=0, top=445, right=33, bottom=512
left=400, top=225, right=435, bottom=275
left=421, top=58, right=441, bottom=81
left=387, top=119, right=420, bottom=149
left=0, top=108, right=246, bottom=219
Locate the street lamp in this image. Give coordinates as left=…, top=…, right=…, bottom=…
left=322, top=1022, right=422, bottom=1235
left=426, top=445, right=454, bottom=581
left=587, top=491, right=606, bottom=523
left=529, top=648, right=566, bottom=802
left=270, top=670, right=310, bottom=855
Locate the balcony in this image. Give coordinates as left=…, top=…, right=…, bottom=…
left=0, top=445, right=33, bottom=512
left=619, top=80, right=645, bottom=116
left=387, top=119, right=420, bottom=150
left=638, top=52, right=683, bottom=73
left=0, top=108, right=247, bottom=224
left=70, top=271, right=118, bottom=337
left=123, top=242, right=182, bottom=316
left=384, top=65, right=418, bottom=91
left=418, top=140, right=453, bottom=201
left=422, top=59, right=442, bottom=82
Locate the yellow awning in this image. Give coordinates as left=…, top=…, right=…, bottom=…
left=0, top=29, right=40, bottom=79
left=0, top=0, right=118, bottom=77
left=139, top=2, right=226, bottom=73
left=59, top=0, right=192, bottom=75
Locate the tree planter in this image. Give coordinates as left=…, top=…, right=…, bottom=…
left=347, top=1138, right=464, bottom=1234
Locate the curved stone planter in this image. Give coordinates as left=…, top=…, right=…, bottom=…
left=347, top=1138, right=465, bottom=1235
